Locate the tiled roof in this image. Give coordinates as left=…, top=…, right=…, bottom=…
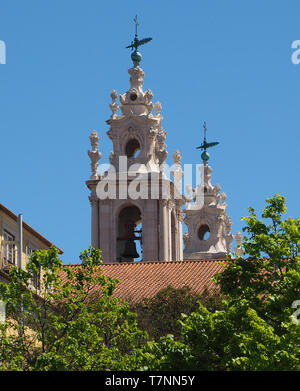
left=62, top=259, right=225, bottom=303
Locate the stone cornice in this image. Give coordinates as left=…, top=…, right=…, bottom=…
left=106, top=114, right=159, bottom=126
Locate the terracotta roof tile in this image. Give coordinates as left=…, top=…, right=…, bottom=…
left=61, top=259, right=225, bottom=303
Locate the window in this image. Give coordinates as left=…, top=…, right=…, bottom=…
left=125, top=138, right=141, bottom=159
left=198, top=224, right=210, bottom=241
left=26, top=245, right=41, bottom=291
left=26, top=245, right=35, bottom=260
left=2, top=230, right=16, bottom=266
left=31, top=268, right=41, bottom=291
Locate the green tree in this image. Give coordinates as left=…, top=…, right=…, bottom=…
left=141, top=300, right=299, bottom=370
left=215, top=194, right=300, bottom=334
left=132, top=286, right=224, bottom=340
left=139, top=194, right=300, bottom=370
left=0, top=247, right=146, bottom=371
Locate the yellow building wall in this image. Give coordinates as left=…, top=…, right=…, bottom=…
left=0, top=209, right=51, bottom=271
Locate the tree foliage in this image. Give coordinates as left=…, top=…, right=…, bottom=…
left=0, top=247, right=146, bottom=370
left=139, top=194, right=300, bottom=370
left=132, top=286, right=224, bottom=341
left=215, top=194, right=300, bottom=333
left=0, top=194, right=299, bottom=371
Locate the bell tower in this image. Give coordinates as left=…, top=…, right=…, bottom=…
left=86, top=18, right=184, bottom=263
left=183, top=123, right=234, bottom=259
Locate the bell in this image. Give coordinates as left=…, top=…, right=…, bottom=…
left=122, top=239, right=139, bottom=259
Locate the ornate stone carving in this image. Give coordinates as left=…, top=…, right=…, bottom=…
left=183, top=163, right=233, bottom=260
left=225, top=233, right=234, bottom=253
left=154, top=101, right=162, bottom=116
left=156, top=149, right=168, bottom=173
left=183, top=232, right=190, bottom=247
left=213, top=183, right=221, bottom=196
left=176, top=207, right=185, bottom=222
left=235, top=230, right=242, bottom=245
left=110, top=89, right=118, bottom=102
left=220, top=192, right=227, bottom=203
left=87, top=63, right=184, bottom=262
left=128, top=66, right=144, bottom=92
left=234, top=231, right=244, bottom=257
left=155, top=129, right=168, bottom=170
left=162, top=199, right=169, bottom=207
left=88, top=130, right=102, bottom=180
left=109, top=89, right=119, bottom=118
left=167, top=200, right=175, bottom=210
left=89, top=129, right=99, bottom=150
left=171, top=150, right=183, bottom=199
left=148, top=126, right=158, bottom=141
left=144, top=89, right=153, bottom=103
left=118, top=66, right=158, bottom=117
left=173, top=150, right=181, bottom=165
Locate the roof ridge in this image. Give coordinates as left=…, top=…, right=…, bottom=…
left=62, top=259, right=226, bottom=267
left=58, top=259, right=225, bottom=303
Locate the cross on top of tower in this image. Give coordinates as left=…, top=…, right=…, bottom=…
left=125, top=15, right=152, bottom=67
left=134, top=15, right=139, bottom=37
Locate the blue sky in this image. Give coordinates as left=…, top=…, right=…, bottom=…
left=0, top=1, right=299, bottom=264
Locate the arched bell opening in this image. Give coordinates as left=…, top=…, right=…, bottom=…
left=171, top=212, right=176, bottom=261
left=198, top=224, right=210, bottom=241
left=125, top=138, right=141, bottom=159
left=116, top=205, right=142, bottom=262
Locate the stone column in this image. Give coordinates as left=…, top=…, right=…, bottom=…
left=99, top=200, right=112, bottom=262
left=167, top=201, right=173, bottom=261
left=142, top=200, right=158, bottom=261
left=177, top=207, right=184, bottom=261
left=89, top=188, right=99, bottom=249
left=159, top=199, right=169, bottom=261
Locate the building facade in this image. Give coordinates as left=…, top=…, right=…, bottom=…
left=0, top=203, right=62, bottom=285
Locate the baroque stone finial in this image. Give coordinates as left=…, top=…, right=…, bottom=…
left=144, top=89, right=154, bottom=116
left=234, top=231, right=244, bottom=257
left=220, top=192, right=227, bottom=203
left=154, top=101, right=162, bottom=115
left=171, top=150, right=183, bottom=199
left=89, top=130, right=99, bottom=151
left=185, top=184, right=194, bottom=209
left=173, top=150, right=182, bottom=165
left=88, top=130, right=102, bottom=180
left=110, top=89, right=118, bottom=103
left=235, top=231, right=242, bottom=245
left=109, top=90, right=119, bottom=118
left=155, top=130, right=168, bottom=171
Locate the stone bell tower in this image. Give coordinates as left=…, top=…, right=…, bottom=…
left=183, top=123, right=234, bottom=259
left=86, top=21, right=184, bottom=263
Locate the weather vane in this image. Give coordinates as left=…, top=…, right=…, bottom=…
left=126, top=15, right=152, bottom=67
left=196, top=121, right=219, bottom=165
